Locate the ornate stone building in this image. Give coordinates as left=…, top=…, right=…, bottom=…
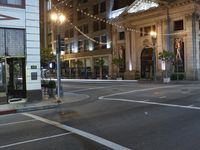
left=41, top=0, right=132, bottom=79
left=112, top=0, right=200, bottom=80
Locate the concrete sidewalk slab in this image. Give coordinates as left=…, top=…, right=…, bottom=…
left=0, top=92, right=89, bottom=115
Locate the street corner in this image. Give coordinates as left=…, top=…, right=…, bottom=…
left=62, top=92, right=90, bottom=104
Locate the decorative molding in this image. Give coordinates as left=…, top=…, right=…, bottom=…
left=143, top=39, right=151, bottom=48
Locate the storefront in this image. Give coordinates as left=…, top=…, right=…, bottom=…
left=0, top=0, right=42, bottom=103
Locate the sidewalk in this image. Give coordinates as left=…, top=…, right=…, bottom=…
left=0, top=92, right=89, bottom=115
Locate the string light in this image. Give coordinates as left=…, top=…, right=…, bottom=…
left=53, top=2, right=111, bottom=45
left=52, top=0, right=189, bottom=36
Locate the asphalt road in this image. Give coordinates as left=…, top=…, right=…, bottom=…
left=1, top=81, right=200, bottom=150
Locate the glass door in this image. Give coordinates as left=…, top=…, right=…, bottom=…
left=0, top=59, right=6, bottom=104
left=7, top=58, right=26, bottom=99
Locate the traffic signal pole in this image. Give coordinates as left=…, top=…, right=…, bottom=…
left=56, top=34, right=61, bottom=102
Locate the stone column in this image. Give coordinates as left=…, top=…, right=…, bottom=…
left=185, top=13, right=196, bottom=79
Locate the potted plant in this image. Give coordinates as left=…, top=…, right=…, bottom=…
left=41, top=80, right=49, bottom=95
left=158, top=50, right=175, bottom=83
left=47, top=80, right=56, bottom=98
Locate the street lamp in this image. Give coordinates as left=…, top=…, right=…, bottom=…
left=150, top=31, right=157, bottom=81
left=51, top=12, right=66, bottom=102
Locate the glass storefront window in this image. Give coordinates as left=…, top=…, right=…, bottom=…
left=0, top=0, right=24, bottom=8
left=0, top=28, right=25, bottom=57
left=0, top=29, right=5, bottom=56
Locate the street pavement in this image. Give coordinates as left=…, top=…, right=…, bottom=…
left=1, top=80, right=200, bottom=150
left=0, top=79, right=199, bottom=115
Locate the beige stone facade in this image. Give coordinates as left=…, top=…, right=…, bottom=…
left=112, top=0, right=200, bottom=80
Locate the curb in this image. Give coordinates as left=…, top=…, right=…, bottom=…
left=0, top=92, right=89, bottom=116
left=0, top=109, right=17, bottom=115
left=16, top=104, right=58, bottom=113
left=0, top=104, right=58, bottom=115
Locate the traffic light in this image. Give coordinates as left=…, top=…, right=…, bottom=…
left=57, top=35, right=65, bottom=52
left=59, top=38, right=65, bottom=51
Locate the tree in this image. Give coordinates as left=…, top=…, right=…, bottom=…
left=40, top=48, right=55, bottom=68
left=112, top=57, right=124, bottom=78
left=73, top=60, right=83, bottom=78
left=158, top=50, right=175, bottom=80
left=95, top=58, right=105, bottom=79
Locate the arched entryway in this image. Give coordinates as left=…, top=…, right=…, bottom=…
left=141, top=48, right=153, bottom=79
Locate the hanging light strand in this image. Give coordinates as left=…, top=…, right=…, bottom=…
left=53, top=3, right=111, bottom=45
left=52, top=0, right=189, bottom=36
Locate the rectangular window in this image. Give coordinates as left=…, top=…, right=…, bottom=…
left=78, top=40, right=83, bottom=52
left=174, top=20, right=183, bottom=31
left=94, top=36, right=100, bottom=50
left=0, top=0, right=25, bottom=8
left=0, top=28, right=25, bottom=56
left=93, top=21, right=99, bottom=32
left=100, top=1, right=106, bottom=13
left=144, top=26, right=151, bottom=36
left=152, top=25, right=156, bottom=31
left=140, top=28, right=143, bottom=37
left=119, top=32, right=125, bottom=40
left=65, top=43, right=69, bottom=54
left=84, top=39, right=89, bottom=51
left=0, top=29, right=5, bottom=56
left=83, top=24, right=88, bottom=34
left=101, top=35, right=107, bottom=49
left=101, top=20, right=106, bottom=30
left=69, top=42, right=74, bottom=53
left=93, top=4, right=98, bottom=15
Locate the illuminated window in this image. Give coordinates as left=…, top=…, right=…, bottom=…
left=144, top=26, right=151, bottom=36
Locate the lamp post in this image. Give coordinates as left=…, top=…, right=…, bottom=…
left=51, top=13, right=66, bottom=102
left=150, top=31, right=157, bottom=81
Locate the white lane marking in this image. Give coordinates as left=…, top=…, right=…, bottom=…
left=68, top=85, right=132, bottom=93
left=101, top=97, right=200, bottom=111
left=0, top=119, right=36, bottom=127
left=0, top=132, right=72, bottom=149
left=99, top=85, right=182, bottom=99
left=23, top=113, right=131, bottom=150
left=68, top=87, right=104, bottom=93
